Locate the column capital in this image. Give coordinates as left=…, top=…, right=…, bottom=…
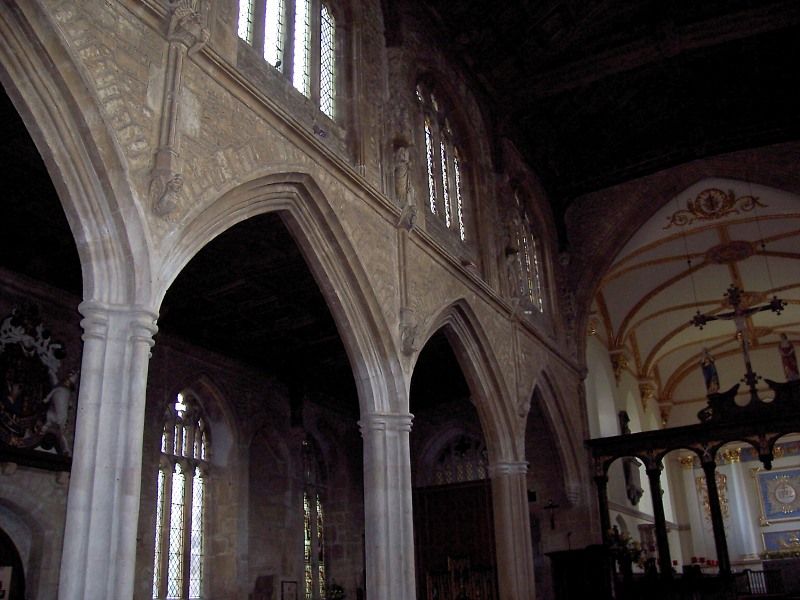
left=78, top=300, right=158, bottom=345
left=358, top=412, right=413, bottom=434
left=488, top=461, right=528, bottom=477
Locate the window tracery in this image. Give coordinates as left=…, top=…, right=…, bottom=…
left=511, top=192, right=545, bottom=313
left=416, top=83, right=467, bottom=241
left=152, top=393, right=210, bottom=600
left=238, top=0, right=337, bottom=118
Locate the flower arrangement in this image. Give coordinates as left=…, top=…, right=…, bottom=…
left=326, top=583, right=346, bottom=600
left=607, top=526, right=645, bottom=568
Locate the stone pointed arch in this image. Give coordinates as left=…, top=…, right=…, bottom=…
left=414, top=299, right=515, bottom=461
left=525, top=369, right=583, bottom=504
left=156, top=171, right=403, bottom=416
left=0, top=0, right=153, bottom=306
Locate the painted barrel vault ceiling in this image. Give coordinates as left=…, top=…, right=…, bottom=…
left=592, top=180, right=800, bottom=426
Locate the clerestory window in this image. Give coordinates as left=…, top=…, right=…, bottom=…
left=511, top=192, right=545, bottom=313
left=152, top=393, right=210, bottom=600
left=417, top=83, right=467, bottom=241
left=238, top=0, right=338, bottom=119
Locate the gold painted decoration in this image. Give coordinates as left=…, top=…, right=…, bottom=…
left=610, top=350, right=628, bottom=384
left=639, top=381, right=656, bottom=411
left=721, top=448, right=742, bottom=464
left=695, top=472, right=729, bottom=521
left=664, top=188, right=766, bottom=229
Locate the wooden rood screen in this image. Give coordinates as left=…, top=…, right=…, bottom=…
left=426, top=557, right=496, bottom=600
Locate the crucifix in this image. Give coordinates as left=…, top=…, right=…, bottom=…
left=690, top=284, right=786, bottom=404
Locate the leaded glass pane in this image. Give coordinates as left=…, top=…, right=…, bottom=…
left=320, top=4, right=336, bottom=118
left=237, top=0, right=255, bottom=43
left=531, top=236, right=544, bottom=312
left=316, top=495, right=325, bottom=599
left=189, top=470, right=205, bottom=599
left=293, top=0, right=311, bottom=97
left=167, top=467, right=186, bottom=600
left=152, top=468, right=166, bottom=599
left=264, top=0, right=284, bottom=70
left=304, top=491, right=312, bottom=558
left=439, top=140, right=451, bottom=227
left=424, top=120, right=436, bottom=214
left=453, top=153, right=465, bottom=240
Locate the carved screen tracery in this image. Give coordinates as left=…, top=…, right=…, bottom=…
left=428, top=435, right=488, bottom=487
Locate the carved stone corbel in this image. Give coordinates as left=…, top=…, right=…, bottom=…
left=167, top=0, right=212, bottom=57
left=399, top=307, right=417, bottom=355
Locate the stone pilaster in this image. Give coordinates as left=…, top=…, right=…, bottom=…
left=489, top=461, right=535, bottom=599
left=359, top=412, right=416, bottom=600
left=59, top=301, right=157, bottom=599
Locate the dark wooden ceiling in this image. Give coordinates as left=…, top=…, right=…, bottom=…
left=411, top=0, right=800, bottom=245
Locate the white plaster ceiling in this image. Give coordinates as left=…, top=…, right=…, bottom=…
left=592, top=178, right=800, bottom=426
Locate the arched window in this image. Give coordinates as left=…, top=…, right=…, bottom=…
left=303, top=437, right=326, bottom=600
left=152, top=392, right=210, bottom=600
left=238, top=0, right=338, bottom=118
left=417, top=83, right=467, bottom=241
left=511, top=192, right=544, bottom=313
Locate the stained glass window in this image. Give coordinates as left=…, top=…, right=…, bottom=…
left=237, top=0, right=337, bottom=116
left=416, top=85, right=467, bottom=240
left=302, top=438, right=326, bottom=600
left=152, top=393, right=210, bottom=600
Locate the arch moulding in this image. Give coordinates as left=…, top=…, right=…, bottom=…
left=0, top=0, right=153, bottom=307
left=156, top=171, right=405, bottom=417
left=413, top=299, right=516, bottom=462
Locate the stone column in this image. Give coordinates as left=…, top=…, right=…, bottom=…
left=489, top=461, right=535, bottom=599
left=645, top=460, right=673, bottom=577
left=722, top=448, right=760, bottom=561
left=360, top=412, right=416, bottom=600
left=59, top=301, right=157, bottom=599
left=701, top=459, right=731, bottom=577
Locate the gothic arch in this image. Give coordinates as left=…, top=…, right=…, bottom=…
left=0, top=0, right=153, bottom=306
left=155, top=171, right=404, bottom=416
left=526, top=370, right=583, bottom=503
left=0, top=488, right=55, bottom=599
left=413, top=300, right=515, bottom=461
